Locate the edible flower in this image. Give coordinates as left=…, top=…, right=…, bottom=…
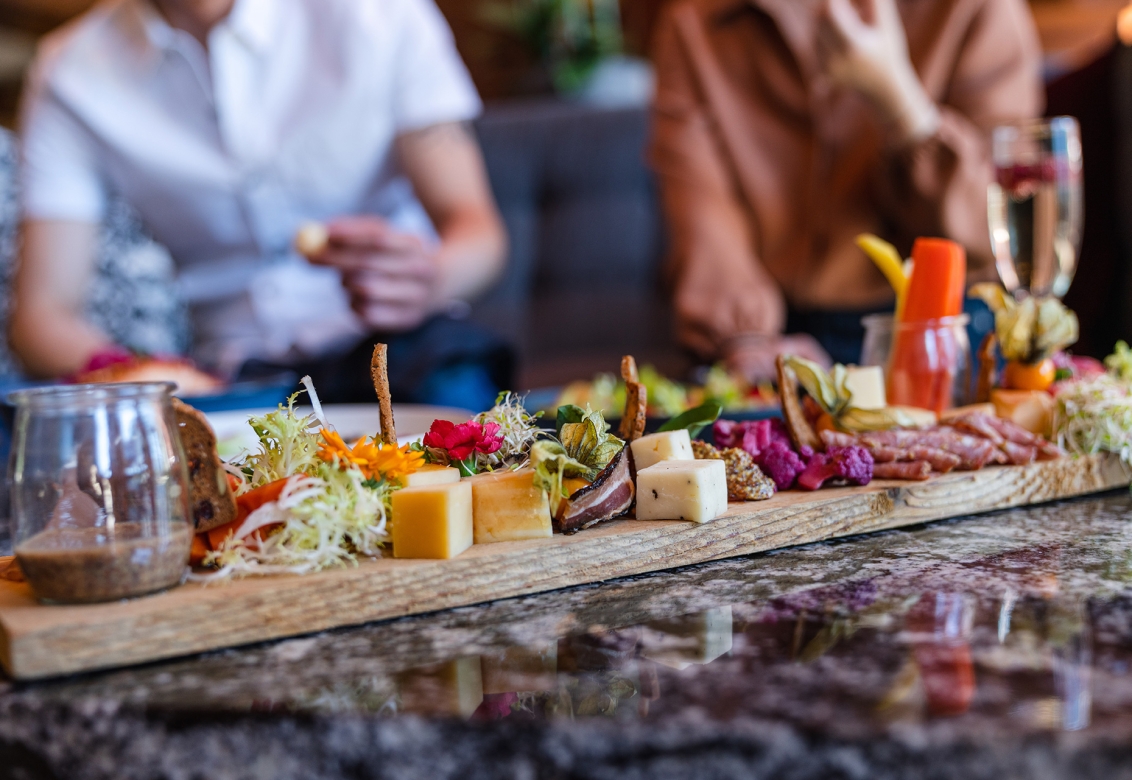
left=318, top=429, right=424, bottom=485
left=423, top=420, right=504, bottom=476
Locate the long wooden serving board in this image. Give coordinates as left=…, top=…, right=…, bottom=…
left=0, top=453, right=1128, bottom=680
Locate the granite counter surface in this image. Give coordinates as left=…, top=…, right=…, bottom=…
left=3, top=493, right=1132, bottom=779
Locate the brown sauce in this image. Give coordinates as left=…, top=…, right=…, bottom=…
left=15, top=523, right=191, bottom=603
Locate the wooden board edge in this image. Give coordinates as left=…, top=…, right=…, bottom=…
left=2, top=454, right=1129, bottom=679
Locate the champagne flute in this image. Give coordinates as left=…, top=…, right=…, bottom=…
left=987, top=117, right=1083, bottom=299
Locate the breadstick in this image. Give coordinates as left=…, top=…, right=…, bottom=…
left=621, top=355, right=639, bottom=383
left=371, top=344, right=397, bottom=445
left=619, top=381, right=648, bottom=441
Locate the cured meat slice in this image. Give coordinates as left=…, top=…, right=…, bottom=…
left=874, top=461, right=932, bottom=481
left=820, top=430, right=858, bottom=449
left=863, top=444, right=904, bottom=463
left=951, top=415, right=1004, bottom=445
left=906, top=446, right=962, bottom=474
left=1037, top=440, right=1064, bottom=461
left=1000, top=441, right=1037, bottom=466
left=553, top=448, right=635, bottom=534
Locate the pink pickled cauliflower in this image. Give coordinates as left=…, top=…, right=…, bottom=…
left=797, top=446, right=874, bottom=491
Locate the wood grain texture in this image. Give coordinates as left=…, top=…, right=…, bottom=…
left=1, top=454, right=1128, bottom=680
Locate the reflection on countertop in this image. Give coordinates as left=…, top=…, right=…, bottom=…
left=4, top=493, right=1132, bottom=779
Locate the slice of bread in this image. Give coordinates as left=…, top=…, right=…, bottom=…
left=172, top=398, right=237, bottom=532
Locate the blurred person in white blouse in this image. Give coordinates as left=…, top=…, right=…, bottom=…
left=12, top=0, right=510, bottom=408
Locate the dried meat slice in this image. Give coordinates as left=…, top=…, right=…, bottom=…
left=906, top=446, right=962, bottom=474
left=1000, top=441, right=1037, bottom=466
left=951, top=414, right=1004, bottom=446
left=874, top=461, right=932, bottom=481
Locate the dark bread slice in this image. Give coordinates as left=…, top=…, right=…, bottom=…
left=172, top=398, right=238, bottom=532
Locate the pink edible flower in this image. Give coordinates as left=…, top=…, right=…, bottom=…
left=423, top=420, right=503, bottom=462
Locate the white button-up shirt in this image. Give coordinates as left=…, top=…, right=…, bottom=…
left=19, top=0, right=482, bottom=373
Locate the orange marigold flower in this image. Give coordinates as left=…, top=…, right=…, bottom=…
left=318, top=429, right=424, bottom=484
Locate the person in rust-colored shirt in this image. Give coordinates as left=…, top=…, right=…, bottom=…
left=650, top=0, right=1044, bottom=379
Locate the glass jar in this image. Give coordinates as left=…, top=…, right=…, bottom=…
left=9, top=383, right=191, bottom=603
left=861, top=314, right=972, bottom=414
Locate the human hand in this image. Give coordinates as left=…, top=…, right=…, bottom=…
left=726, top=334, right=832, bottom=384
left=304, top=216, right=440, bottom=332
left=816, top=0, right=940, bottom=142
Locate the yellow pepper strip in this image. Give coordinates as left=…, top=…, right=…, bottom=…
left=856, top=234, right=908, bottom=319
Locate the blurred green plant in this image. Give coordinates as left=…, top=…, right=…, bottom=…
left=480, top=0, right=624, bottom=94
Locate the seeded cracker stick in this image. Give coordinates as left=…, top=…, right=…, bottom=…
left=371, top=344, right=397, bottom=445
left=618, top=355, right=648, bottom=441
left=621, top=355, right=639, bottom=384
left=776, top=354, right=820, bottom=453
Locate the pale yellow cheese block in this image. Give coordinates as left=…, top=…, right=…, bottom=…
left=404, top=465, right=461, bottom=487
left=845, top=366, right=886, bottom=410
left=466, top=468, right=552, bottom=544
left=636, top=459, right=728, bottom=523
left=630, top=429, right=694, bottom=470
left=992, top=389, right=1055, bottom=438
left=391, top=481, right=473, bottom=559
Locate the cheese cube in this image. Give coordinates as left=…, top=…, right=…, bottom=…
left=404, top=465, right=461, bottom=488
left=630, top=429, right=695, bottom=470
left=636, top=459, right=728, bottom=523
left=467, top=468, right=552, bottom=544
left=392, top=481, right=473, bottom=559
left=845, top=366, right=886, bottom=410
left=397, top=656, right=483, bottom=718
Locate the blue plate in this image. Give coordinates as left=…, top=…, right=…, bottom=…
left=178, top=373, right=297, bottom=414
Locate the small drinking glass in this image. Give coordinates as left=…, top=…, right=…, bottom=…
left=861, top=314, right=972, bottom=414
left=9, top=383, right=191, bottom=603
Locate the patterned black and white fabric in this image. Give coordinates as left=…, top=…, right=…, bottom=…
left=0, top=127, right=189, bottom=378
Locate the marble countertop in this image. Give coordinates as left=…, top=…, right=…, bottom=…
left=3, top=492, right=1132, bottom=779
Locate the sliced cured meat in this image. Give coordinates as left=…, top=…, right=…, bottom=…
left=1000, top=441, right=1037, bottom=466
left=983, top=415, right=1041, bottom=446
left=863, top=443, right=904, bottom=463
left=553, top=448, right=635, bottom=534
left=1037, top=440, right=1064, bottom=461
left=951, top=414, right=1004, bottom=445
left=906, top=446, right=962, bottom=474
left=990, top=448, right=1010, bottom=465
left=874, top=461, right=932, bottom=481
left=820, top=430, right=859, bottom=449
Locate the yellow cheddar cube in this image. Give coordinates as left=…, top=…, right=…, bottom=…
left=392, top=481, right=473, bottom=559
left=404, top=465, right=461, bottom=488
left=467, top=468, right=552, bottom=544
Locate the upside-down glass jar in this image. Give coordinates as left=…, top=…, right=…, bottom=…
left=861, top=314, right=972, bottom=414
left=9, top=383, right=191, bottom=603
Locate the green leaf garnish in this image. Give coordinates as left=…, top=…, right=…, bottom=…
left=656, top=401, right=723, bottom=438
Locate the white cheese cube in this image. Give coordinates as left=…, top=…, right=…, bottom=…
left=636, top=459, right=728, bottom=524
left=630, top=429, right=695, bottom=470
left=404, top=465, right=461, bottom=487
left=845, top=366, right=886, bottom=410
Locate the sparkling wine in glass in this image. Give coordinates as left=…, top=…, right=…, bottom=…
left=987, top=117, right=1083, bottom=299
